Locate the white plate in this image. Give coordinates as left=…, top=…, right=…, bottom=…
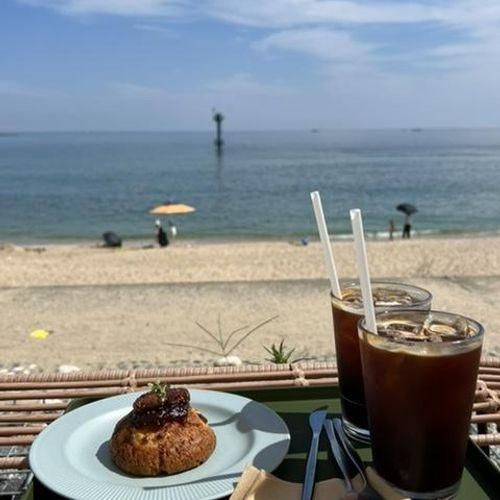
left=30, top=389, right=290, bottom=500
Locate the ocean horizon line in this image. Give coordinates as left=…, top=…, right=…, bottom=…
left=3, top=126, right=500, bottom=135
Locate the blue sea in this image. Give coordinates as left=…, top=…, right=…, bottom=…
left=1, top=129, right=500, bottom=244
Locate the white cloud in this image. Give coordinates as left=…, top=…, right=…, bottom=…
left=255, top=29, right=375, bottom=62
left=0, top=81, right=62, bottom=98
left=440, top=1, right=500, bottom=28
left=202, top=0, right=444, bottom=28
left=17, top=0, right=500, bottom=66
left=10, top=0, right=500, bottom=129
left=109, top=82, right=172, bottom=99
left=133, top=24, right=173, bottom=36
left=12, top=0, right=464, bottom=26
left=0, top=81, right=39, bottom=97
left=20, top=1, right=500, bottom=73
left=19, top=0, right=186, bottom=17
left=204, top=73, right=293, bottom=97
left=17, top=1, right=500, bottom=28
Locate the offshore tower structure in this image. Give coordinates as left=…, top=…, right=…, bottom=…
left=212, top=108, right=224, bottom=151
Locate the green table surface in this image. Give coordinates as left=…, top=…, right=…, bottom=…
left=24, top=385, right=500, bottom=499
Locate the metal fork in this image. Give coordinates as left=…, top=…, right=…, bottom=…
left=301, top=406, right=328, bottom=500
left=331, top=418, right=382, bottom=500
left=324, top=419, right=357, bottom=498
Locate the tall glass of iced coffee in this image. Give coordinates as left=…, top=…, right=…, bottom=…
left=331, top=281, right=431, bottom=442
left=359, top=310, right=483, bottom=499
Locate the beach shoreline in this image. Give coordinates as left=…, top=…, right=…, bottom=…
left=2, top=228, right=500, bottom=248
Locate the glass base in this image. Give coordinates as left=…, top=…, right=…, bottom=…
left=342, top=417, right=371, bottom=444
left=383, top=476, right=460, bottom=499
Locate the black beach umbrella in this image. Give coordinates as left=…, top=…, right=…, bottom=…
left=396, top=203, right=418, bottom=215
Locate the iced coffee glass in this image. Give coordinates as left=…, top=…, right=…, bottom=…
left=359, top=310, right=483, bottom=499
left=331, top=281, right=431, bottom=442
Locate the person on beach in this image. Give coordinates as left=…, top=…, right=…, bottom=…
left=402, top=214, right=412, bottom=239
left=389, top=220, right=395, bottom=241
left=155, top=220, right=169, bottom=247
left=168, top=220, right=177, bottom=240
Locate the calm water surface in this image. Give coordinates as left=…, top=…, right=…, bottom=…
left=1, top=129, right=499, bottom=243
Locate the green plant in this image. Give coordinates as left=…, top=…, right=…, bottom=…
left=164, top=314, right=278, bottom=358
left=147, top=380, right=169, bottom=401
left=264, top=339, right=304, bottom=364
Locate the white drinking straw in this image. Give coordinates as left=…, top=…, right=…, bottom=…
left=350, top=209, right=377, bottom=334
left=310, top=191, right=342, bottom=298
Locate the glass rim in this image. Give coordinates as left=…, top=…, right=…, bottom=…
left=330, top=280, right=433, bottom=310
left=358, top=308, right=484, bottom=348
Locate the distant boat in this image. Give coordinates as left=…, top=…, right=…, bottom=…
left=410, top=128, right=423, bottom=133
left=310, top=128, right=320, bottom=133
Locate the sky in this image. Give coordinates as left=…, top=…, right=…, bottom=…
left=2, top=0, right=500, bottom=131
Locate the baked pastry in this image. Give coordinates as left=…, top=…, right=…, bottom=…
left=110, top=382, right=216, bottom=476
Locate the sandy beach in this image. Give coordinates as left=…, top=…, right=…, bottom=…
left=1, top=236, right=500, bottom=372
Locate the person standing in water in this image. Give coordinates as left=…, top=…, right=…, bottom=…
left=402, top=214, right=412, bottom=239
left=389, top=220, right=395, bottom=240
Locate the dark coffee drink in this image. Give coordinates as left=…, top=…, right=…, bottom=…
left=359, top=310, right=483, bottom=498
left=331, top=282, right=431, bottom=442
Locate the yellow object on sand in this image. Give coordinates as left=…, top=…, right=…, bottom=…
left=30, top=329, right=50, bottom=340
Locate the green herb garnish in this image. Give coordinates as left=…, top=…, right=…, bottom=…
left=147, top=380, right=169, bottom=401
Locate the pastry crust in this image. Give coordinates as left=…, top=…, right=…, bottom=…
left=110, top=407, right=216, bottom=476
